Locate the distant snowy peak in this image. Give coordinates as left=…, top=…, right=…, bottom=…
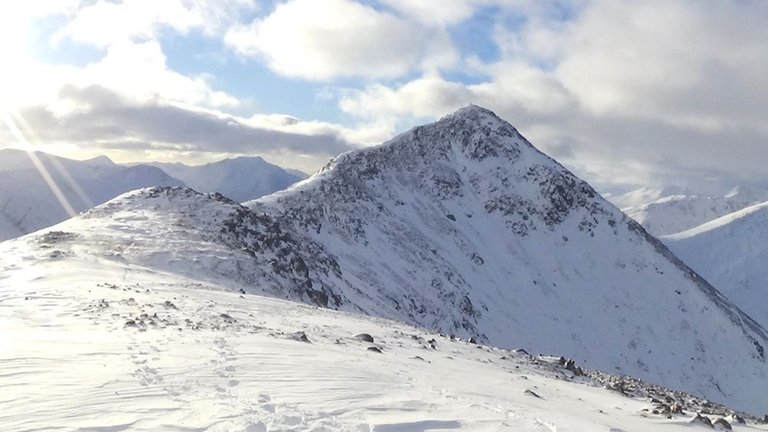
left=149, top=156, right=305, bottom=202
left=622, top=186, right=768, bottom=236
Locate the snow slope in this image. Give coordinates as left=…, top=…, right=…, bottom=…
left=0, top=149, right=185, bottom=241
left=0, top=234, right=763, bottom=431
left=11, top=105, right=768, bottom=414
left=149, top=156, right=305, bottom=202
left=663, top=201, right=768, bottom=327
left=622, top=186, right=767, bottom=236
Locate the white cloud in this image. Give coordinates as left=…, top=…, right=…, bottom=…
left=225, top=0, right=458, bottom=80
left=336, top=0, right=768, bottom=190
left=4, top=85, right=358, bottom=172
left=78, top=40, right=239, bottom=108
left=4, top=40, right=238, bottom=116
left=53, top=0, right=256, bottom=48
left=379, top=0, right=478, bottom=26
left=6, top=0, right=767, bottom=190
left=549, top=1, right=768, bottom=131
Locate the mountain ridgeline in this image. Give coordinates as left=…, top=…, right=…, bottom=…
left=37, top=106, right=768, bottom=414
left=0, top=151, right=305, bottom=241
left=147, top=156, right=305, bottom=202
left=0, top=150, right=185, bottom=241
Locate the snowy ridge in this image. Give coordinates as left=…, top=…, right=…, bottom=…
left=0, top=150, right=303, bottom=242
left=622, top=185, right=767, bottom=236
left=663, top=200, right=768, bottom=326
left=17, top=105, right=768, bottom=414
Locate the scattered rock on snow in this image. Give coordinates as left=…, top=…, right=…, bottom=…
left=713, top=418, right=732, bottom=431
left=354, top=333, right=374, bottom=343
left=524, top=389, right=543, bottom=399
left=289, top=331, right=310, bottom=343
left=690, top=413, right=713, bottom=427
left=367, top=346, right=383, bottom=353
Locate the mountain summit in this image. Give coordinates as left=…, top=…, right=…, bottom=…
left=18, top=105, right=768, bottom=414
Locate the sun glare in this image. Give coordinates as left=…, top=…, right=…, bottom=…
left=0, top=6, right=36, bottom=110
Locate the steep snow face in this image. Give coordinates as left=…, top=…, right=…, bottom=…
left=622, top=186, right=767, bottom=236
left=0, top=150, right=185, bottom=241
left=663, top=201, right=768, bottom=326
left=150, top=156, right=305, bottom=202
left=18, top=106, right=768, bottom=414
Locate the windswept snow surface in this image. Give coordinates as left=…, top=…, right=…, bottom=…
left=5, top=105, right=767, bottom=415
left=663, top=201, right=768, bottom=326
left=149, top=156, right=305, bottom=202
left=1, top=234, right=765, bottom=431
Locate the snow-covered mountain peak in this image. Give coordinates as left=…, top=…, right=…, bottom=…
left=17, top=107, right=768, bottom=414
left=445, top=103, right=506, bottom=122
left=80, top=154, right=115, bottom=165
left=276, top=103, right=604, bottom=238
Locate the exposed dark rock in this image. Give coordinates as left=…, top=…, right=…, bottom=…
left=354, top=333, right=374, bottom=343
left=290, top=331, right=310, bottom=343
left=524, top=389, right=543, bottom=399
left=690, top=413, right=712, bottom=427
left=713, top=418, right=732, bottom=431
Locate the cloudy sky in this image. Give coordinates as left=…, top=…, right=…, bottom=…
left=1, top=0, right=766, bottom=192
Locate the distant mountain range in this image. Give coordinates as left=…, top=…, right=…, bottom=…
left=10, top=106, right=767, bottom=414
left=0, top=149, right=305, bottom=241
left=145, top=157, right=304, bottom=203
left=0, top=149, right=184, bottom=241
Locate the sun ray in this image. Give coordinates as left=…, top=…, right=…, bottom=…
left=1, top=110, right=78, bottom=218
left=8, top=112, right=96, bottom=210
